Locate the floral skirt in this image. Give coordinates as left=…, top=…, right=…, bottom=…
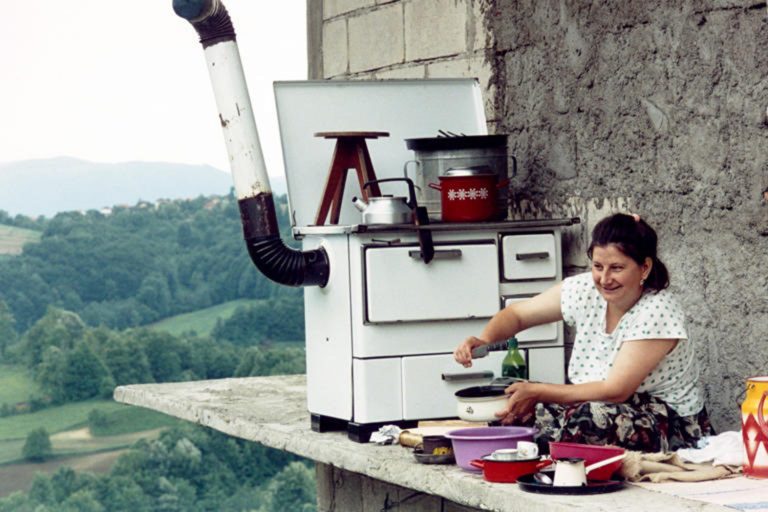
left=531, top=392, right=714, bottom=454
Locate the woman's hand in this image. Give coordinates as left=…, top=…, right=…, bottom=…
left=453, top=336, right=487, bottom=367
left=495, top=382, right=539, bottom=425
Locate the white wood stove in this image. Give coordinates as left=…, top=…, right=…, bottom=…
left=298, top=219, right=575, bottom=441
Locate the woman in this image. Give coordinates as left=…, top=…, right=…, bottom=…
left=453, top=213, right=713, bottom=452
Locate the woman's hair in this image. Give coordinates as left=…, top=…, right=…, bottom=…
left=587, top=213, right=670, bottom=292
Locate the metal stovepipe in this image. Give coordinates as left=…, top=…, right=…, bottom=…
left=172, top=0, right=329, bottom=287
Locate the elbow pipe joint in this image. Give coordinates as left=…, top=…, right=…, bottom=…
left=245, top=238, right=330, bottom=288
left=173, top=0, right=236, bottom=48
left=239, top=194, right=330, bottom=288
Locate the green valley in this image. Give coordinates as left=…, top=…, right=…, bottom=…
left=0, top=194, right=315, bottom=511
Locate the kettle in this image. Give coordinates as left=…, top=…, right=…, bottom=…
left=352, top=178, right=418, bottom=225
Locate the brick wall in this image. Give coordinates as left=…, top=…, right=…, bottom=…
left=310, top=0, right=498, bottom=124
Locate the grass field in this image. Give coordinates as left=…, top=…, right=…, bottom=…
left=0, top=225, right=41, bottom=255
left=0, top=365, right=41, bottom=406
left=0, top=402, right=178, bottom=465
left=0, top=400, right=128, bottom=441
left=148, top=299, right=261, bottom=336
left=89, top=406, right=179, bottom=437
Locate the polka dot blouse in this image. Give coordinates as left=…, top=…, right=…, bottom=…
left=561, top=273, right=704, bottom=417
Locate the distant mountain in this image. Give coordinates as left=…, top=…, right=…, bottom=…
left=0, top=157, right=287, bottom=218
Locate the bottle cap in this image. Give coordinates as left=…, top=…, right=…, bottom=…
left=507, top=337, right=518, bottom=349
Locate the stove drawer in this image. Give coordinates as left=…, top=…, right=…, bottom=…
left=401, top=352, right=505, bottom=420
left=501, top=234, right=557, bottom=280
left=365, top=243, right=499, bottom=323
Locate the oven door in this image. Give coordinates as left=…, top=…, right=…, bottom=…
left=364, top=243, right=499, bottom=323
left=401, top=351, right=507, bottom=420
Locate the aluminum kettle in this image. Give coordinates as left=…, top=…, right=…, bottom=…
left=352, top=178, right=417, bottom=225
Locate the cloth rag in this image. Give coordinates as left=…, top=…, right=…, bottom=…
left=369, top=425, right=402, bottom=445
left=619, top=450, right=741, bottom=483
left=676, top=431, right=743, bottom=467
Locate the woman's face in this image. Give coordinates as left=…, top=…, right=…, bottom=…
left=590, top=244, right=651, bottom=310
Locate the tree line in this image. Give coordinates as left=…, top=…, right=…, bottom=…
left=1, top=424, right=316, bottom=512
left=2, top=307, right=305, bottom=408
left=0, top=193, right=300, bottom=333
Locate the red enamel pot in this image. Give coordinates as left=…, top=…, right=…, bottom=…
left=428, top=167, right=509, bottom=222
left=470, top=456, right=553, bottom=483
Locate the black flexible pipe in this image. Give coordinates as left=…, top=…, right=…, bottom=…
left=173, top=0, right=330, bottom=287
left=238, top=194, right=329, bottom=288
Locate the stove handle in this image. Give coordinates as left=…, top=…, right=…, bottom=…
left=409, top=249, right=462, bottom=260
left=442, top=371, right=494, bottom=381
left=515, top=251, right=550, bottom=261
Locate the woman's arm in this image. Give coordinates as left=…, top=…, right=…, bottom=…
left=453, top=282, right=565, bottom=367
left=496, top=338, right=678, bottom=424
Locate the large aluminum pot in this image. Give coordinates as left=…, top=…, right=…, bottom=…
left=404, top=135, right=515, bottom=221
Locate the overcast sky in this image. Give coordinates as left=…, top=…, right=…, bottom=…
left=1, top=1, right=307, bottom=177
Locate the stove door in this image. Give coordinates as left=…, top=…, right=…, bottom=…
left=364, top=243, right=499, bottom=323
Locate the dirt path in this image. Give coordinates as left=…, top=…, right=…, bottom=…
left=50, top=427, right=91, bottom=441
left=0, top=428, right=165, bottom=498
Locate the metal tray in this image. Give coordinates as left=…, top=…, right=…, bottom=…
left=516, top=472, right=625, bottom=495
left=413, top=448, right=455, bottom=465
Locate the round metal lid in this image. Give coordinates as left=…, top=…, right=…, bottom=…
left=405, top=134, right=508, bottom=151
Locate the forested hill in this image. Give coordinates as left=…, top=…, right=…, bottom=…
left=0, top=193, right=299, bottom=332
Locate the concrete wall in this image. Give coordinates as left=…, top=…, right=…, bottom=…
left=316, top=463, right=477, bottom=511
left=309, top=0, right=768, bottom=432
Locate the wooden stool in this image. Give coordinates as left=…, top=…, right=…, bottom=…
left=314, top=131, right=389, bottom=225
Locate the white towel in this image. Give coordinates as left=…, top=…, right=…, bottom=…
left=676, top=431, right=743, bottom=467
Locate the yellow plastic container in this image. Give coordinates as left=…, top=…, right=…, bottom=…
left=741, top=376, right=768, bottom=478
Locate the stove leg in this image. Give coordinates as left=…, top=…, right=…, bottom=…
left=347, top=420, right=418, bottom=443
left=311, top=413, right=349, bottom=433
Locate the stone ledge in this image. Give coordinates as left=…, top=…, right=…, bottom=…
left=114, top=375, right=732, bottom=512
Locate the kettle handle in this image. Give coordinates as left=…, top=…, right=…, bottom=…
left=363, top=177, right=418, bottom=209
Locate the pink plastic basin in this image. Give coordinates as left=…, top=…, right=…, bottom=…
left=444, top=426, right=537, bottom=471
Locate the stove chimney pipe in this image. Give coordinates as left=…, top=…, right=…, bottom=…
left=173, top=0, right=329, bottom=287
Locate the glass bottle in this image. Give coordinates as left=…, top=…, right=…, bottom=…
left=501, top=337, right=527, bottom=380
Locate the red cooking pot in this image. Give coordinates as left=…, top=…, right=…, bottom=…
left=470, top=455, right=553, bottom=483
left=428, top=167, right=509, bottom=222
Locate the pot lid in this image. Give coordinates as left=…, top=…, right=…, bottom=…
left=444, top=166, right=494, bottom=177
left=405, top=134, right=508, bottom=151
left=454, top=385, right=508, bottom=398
